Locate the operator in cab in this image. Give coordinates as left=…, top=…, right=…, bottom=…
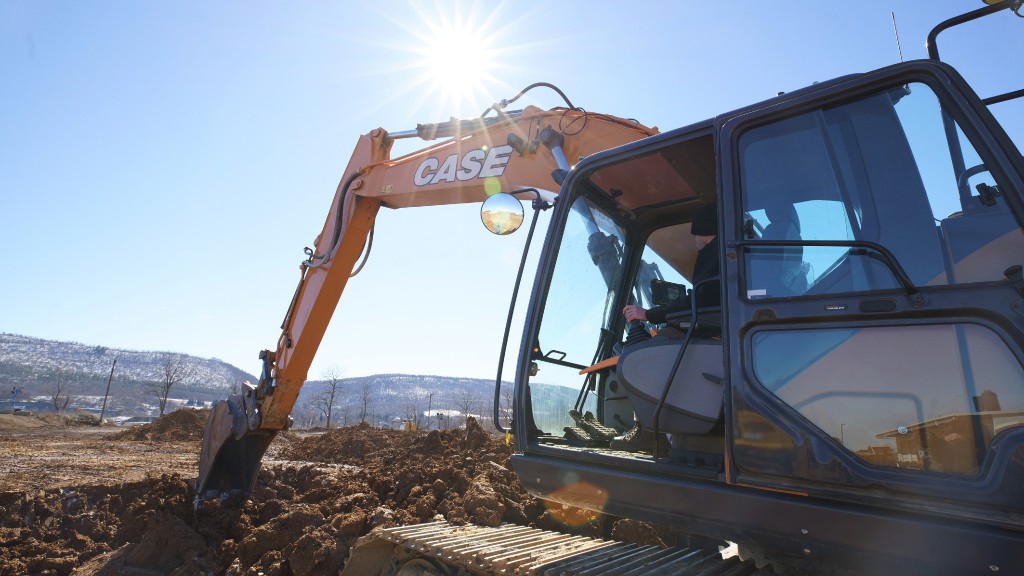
left=622, top=202, right=720, bottom=325
left=612, top=202, right=720, bottom=454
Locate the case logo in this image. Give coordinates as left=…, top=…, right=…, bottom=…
left=413, top=145, right=514, bottom=186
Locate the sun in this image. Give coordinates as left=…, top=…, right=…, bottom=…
left=408, top=3, right=507, bottom=114
left=356, top=1, right=541, bottom=129
left=423, top=23, right=494, bottom=95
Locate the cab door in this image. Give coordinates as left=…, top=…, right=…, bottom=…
left=718, top=61, right=1024, bottom=519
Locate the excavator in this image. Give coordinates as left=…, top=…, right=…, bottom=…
left=198, top=2, right=1024, bottom=574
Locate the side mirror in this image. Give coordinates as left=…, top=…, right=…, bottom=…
left=480, top=193, right=524, bottom=235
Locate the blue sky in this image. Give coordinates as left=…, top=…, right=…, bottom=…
left=1, top=1, right=1021, bottom=381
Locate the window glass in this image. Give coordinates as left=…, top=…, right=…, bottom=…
left=528, top=196, right=626, bottom=431
left=631, top=224, right=692, bottom=314
left=752, top=324, right=1024, bottom=476
left=739, top=82, right=1023, bottom=298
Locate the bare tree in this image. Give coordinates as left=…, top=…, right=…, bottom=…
left=293, top=391, right=320, bottom=429
left=477, top=392, right=494, bottom=428
left=357, top=380, right=373, bottom=424
left=154, top=353, right=194, bottom=416
left=453, top=388, right=480, bottom=427
left=500, top=385, right=514, bottom=428
left=402, top=400, right=422, bottom=430
left=51, top=368, right=73, bottom=412
left=318, top=365, right=344, bottom=429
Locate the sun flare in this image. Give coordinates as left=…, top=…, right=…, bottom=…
left=422, top=24, right=494, bottom=94
left=408, top=3, right=509, bottom=115
left=362, top=1, right=540, bottom=131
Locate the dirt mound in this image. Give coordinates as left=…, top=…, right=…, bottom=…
left=0, top=417, right=669, bottom=575
left=276, top=419, right=546, bottom=529
left=0, top=411, right=103, bottom=433
left=110, top=408, right=210, bottom=442
left=0, top=413, right=50, bottom=432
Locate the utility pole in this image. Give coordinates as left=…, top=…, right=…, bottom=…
left=427, top=392, right=434, bottom=430
left=99, top=356, right=118, bottom=425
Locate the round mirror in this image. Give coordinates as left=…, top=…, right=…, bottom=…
left=480, top=193, right=524, bottom=235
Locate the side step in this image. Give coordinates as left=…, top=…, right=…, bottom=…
left=341, top=521, right=773, bottom=575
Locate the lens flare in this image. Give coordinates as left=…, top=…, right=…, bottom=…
left=543, top=481, right=609, bottom=528
left=484, top=177, right=502, bottom=197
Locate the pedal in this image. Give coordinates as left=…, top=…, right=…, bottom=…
left=563, top=426, right=607, bottom=447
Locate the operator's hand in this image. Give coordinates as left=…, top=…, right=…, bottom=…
left=623, top=305, right=648, bottom=323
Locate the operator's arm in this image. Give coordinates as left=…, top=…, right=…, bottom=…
left=646, top=297, right=691, bottom=324
left=625, top=237, right=721, bottom=325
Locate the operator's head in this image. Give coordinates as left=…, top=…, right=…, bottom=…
left=690, top=202, right=717, bottom=249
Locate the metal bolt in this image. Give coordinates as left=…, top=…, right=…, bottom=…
left=990, top=566, right=999, bottom=572
left=801, top=529, right=808, bottom=535
left=803, top=548, right=811, bottom=556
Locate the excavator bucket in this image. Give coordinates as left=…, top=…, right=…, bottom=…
left=196, top=395, right=276, bottom=500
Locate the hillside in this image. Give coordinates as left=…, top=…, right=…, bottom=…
left=0, top=333, right=577, bottom=429
left=0, top=333, right=258, bottom=421
left=0, top=333, right=254, bottom=390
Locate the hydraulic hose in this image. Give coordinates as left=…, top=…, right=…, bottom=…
left=483, top=82, right=576, bottom=118
left=305, top=170, right=363, bottom=269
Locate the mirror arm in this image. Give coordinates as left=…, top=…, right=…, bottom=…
left=493, top=190, right=547, bottom=434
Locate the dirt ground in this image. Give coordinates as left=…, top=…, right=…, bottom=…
left=0, top=411, right=666, bottom=576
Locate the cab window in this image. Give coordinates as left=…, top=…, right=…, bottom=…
left=739, top=82, right=1024, bottom=298
left=752, top=323, right=1024, bottom=476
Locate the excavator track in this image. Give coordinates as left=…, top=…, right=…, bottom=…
left=341, top=521, right=774, bottom=576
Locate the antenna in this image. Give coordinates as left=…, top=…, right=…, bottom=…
left=891, top=12, right=905, bottom=62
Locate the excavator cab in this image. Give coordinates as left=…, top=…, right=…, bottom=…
left=509, top=57, right=1024, bottom=573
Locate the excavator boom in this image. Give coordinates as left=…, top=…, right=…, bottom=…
left=197, top=95, right=658, bottom=498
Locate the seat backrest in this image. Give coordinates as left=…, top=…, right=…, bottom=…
left=764, top=203, right=801, bottom=241
left=618, top=338, right=724, bottom=435
left=758, top=203, right=808, bottom=296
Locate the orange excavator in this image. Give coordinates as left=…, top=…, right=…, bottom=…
left=197, top=83, right=660, bottom=499
left=200, top=3, right=1024, bottom=574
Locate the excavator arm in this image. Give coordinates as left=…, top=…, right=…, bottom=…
left=197, top=93, right=658, bottom=499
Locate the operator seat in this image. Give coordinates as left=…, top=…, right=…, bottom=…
left=617, top=336, right=724, bottom=435
left=759, top=202, right=808, bottom=296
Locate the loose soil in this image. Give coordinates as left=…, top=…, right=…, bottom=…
left=0, top=412, right=666, bottom=576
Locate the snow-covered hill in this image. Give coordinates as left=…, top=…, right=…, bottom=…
left=0, top=333, right=577, bottom=429
left=0, top=333, right=254, bottom=391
